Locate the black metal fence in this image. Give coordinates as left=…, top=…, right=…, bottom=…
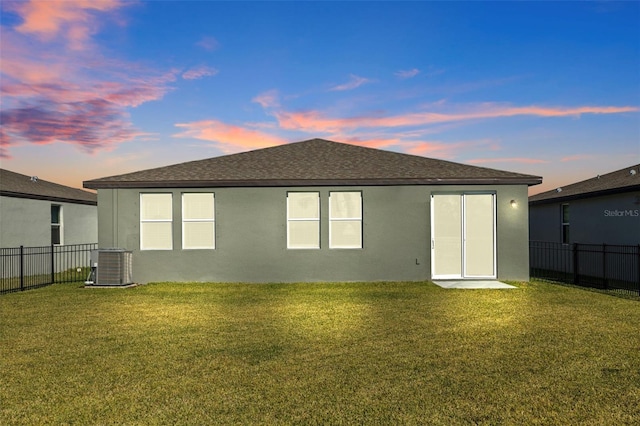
left=530, top=241, right=640, bottom=296
left=0, top=243, right=97, bottom=295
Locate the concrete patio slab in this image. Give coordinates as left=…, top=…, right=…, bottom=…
left=433, top=280, right=516, bottom=289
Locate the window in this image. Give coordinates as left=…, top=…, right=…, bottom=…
left=182, top=193, right=215, bottom=249
left=561, top=204, right=570, bottom=244
left=287, top=192, right=320, bottom=249
left=51, top=205, right=62, bottom=245
left=329, top=192, right=362, bottom=249
left=140, top=193, right=173, bottom=250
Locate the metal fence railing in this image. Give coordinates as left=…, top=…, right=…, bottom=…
left=530, top=241, right=640, bottom=297
left=0, top=243, right=97, bottom=295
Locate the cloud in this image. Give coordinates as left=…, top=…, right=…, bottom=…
left=561, top=154, right=594, bottom=162
left=395, top=69, right=420, bottom=79
left=173, top=120, right=287, bottom=153
left=273, top=104, right=638, bottom=134
left=10, top=0, right=126, bottom=50
left=329, top=74, right=374, bottom=91
left=406, top=139, right=500, bottom=160
left=182, top=66, right=218, bottom=80
left=467, top=157, right=548, bottom=165
left=0, top=99, right=142, bottom=154
left=0, top=2, right=178, bottom=157
left=252, top=89, right=280, bottom=109
left=196, top=36, right=220, bottom=51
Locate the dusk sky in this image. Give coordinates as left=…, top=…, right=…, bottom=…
left=1, top=1, right=638, bottom=195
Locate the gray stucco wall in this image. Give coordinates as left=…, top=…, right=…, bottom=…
left=97, top=184, right=531, bottom=283
left=0, top=196, right=97, bottom=247
left=530, top=191, right=640, bottom=245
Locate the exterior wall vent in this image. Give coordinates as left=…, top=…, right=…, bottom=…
left=87, top=249, right=133, bottom=286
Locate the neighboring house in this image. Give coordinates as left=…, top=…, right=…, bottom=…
left=529, top=164, right=640, bottom=245
left=84, top=138, right=542, bottom=283
left=0, top=169, right=97, bottom=247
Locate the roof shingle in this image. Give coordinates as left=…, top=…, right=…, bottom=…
left=529, top=164, right=640, bottom=204
left=84, top=138, right=542, bottom=189
left=1, top=169, right=97, bottom=205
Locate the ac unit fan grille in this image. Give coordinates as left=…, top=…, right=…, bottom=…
left=96, top=250, right=133, bottom=286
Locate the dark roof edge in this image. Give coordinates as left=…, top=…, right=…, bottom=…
left=1, top=191, right=98, bottom=206
left=529, top=184, right=640, bottom=205
left=84, top=176, right=542, bottom=189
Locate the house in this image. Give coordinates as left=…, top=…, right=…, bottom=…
left=0, top=168, right=98, bottom=248
left=83, top=138, right=542, bottom=283
left=529, top=164, right=640, bottom=245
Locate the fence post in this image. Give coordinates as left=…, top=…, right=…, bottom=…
left=572, top=243, right=579, bottom=285
left=19, top=245, right=24, bottom=291
left=51, top=244, right=55, bottom=284
left=602, top=243, right=607, bottom=290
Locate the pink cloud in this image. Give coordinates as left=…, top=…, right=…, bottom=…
left=182, top=66, right=219, bottom=80
left=406, top=140, right=501, bottom=160
left=1, top=99, right=143, bottom=154
left=273, top=104, right=638, bottom=134
left=11, top=0, right=127, bottom=50
left=467, top=157, right=548, bottom=165
left=252, top=89, right=280, bottom=109
left=561, top=154, right=594, bottom=162
left=173, top=120, right=287, bottom=153
left=329, top=74, right=374, bottom=91
left=0, top=6, right=179, bottom=157
left=395, top=69, right=420, bottom=79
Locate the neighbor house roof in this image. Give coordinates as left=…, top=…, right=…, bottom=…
left=529, top=164, right=640, bottom=205
left=84, top=138, right=542, bottom=189
left=1, top=169, right=97, bottom=205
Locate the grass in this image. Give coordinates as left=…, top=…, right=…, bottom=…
left=1, top=281, right=639, bottom=425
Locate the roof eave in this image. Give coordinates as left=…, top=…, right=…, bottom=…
left=529, top=184, right=640, bottom=205
left=84, top=176, right=542, bottom=189
left=1, top=190, right=97, bottom=206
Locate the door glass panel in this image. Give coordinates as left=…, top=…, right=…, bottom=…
left=464, top=194, right=495, bottom=277
left=432, top=195, right=462, bottom=277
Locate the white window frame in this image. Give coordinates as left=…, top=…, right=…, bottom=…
left=51, top=204, right=63, bottom=245
left=329, top=191, right=362, bottom=249
left=140, top=193, right=173, bottom=251
left=287, top=192, right=320, bottom=249
left=182, top=193, right=215, bottom=250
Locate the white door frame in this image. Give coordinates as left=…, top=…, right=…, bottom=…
left=431, top=193, right=497, bottom=280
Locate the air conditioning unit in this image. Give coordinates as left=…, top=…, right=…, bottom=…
left=86, top=249, right=133, bottom=286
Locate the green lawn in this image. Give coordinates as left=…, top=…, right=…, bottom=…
left=1, top=281, right=638, bottom=425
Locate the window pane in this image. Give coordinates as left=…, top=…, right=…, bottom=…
left=141, top=194, right=172, bottom=220
left=562, top=204, right=569, bottom=223
left=183, top=222, right=215, bottom=249
left=330, top=192, right=361, bottom=219
left=288, top=193, right=319, bottom=219
left=141, top=222, right=173, bottom=250
left=562, top=225, right=570, bottom=244
left=288, top=221, right=319, bottom=249
left=183, top=193, right=214, bottom=220
left=330, top=220, right=362, bottom=248
left=51, top=205, right=61, bottom=224
left=51, top=226, right=61, bottom=245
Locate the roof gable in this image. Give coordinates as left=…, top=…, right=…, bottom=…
left=529, top=164, right=640, bottom=204
left=1, top=169, right=97, bottom=205
left=84, top=138, right=542, bottom=189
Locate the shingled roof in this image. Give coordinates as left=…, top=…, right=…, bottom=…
left=1, top=169, right=97, bottom=205
left=84, top=138, right=542, bottom=189
left=529, top=164, right=640, bottom=205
